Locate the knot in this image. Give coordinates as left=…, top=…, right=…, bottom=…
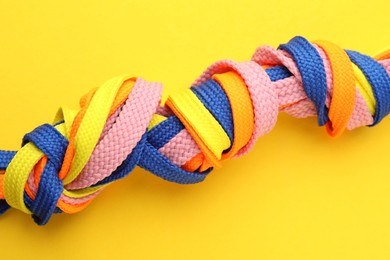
left=0, top=36, right=389, bottom=225
left=22, top=124, right=68, bottom=225
left=2, top=75, right=164, bottom=225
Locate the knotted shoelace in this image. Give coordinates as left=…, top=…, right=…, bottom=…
left=0, top=36, right=389, bottom=225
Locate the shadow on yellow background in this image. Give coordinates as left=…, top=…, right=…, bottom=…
left=0, top=0, right=389, bottom=259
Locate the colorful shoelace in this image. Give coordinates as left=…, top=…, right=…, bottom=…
left=0, top=36, right=389, bottom=225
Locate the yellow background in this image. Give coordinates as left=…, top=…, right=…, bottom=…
left=0, top=0, right=389, bottom=259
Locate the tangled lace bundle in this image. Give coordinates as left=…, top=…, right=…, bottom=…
left=0, top=36, right=389, bottom=225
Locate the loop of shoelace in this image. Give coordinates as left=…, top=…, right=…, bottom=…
left=0, top=36, right=389, bottom=225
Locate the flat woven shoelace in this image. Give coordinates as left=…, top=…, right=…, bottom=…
left=0, top=36, right=389, bottom=225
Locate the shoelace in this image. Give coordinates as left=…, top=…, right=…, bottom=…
left=0, top=36, right=389, bottom=225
